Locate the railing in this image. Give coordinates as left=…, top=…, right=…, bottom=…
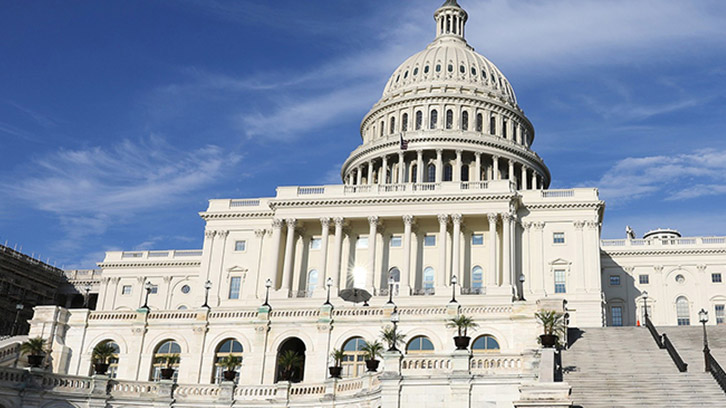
left=344, top=185, right=371, bottom=194
left=0, top=342, right=21, bottom=365
left=541, top=189, right=574, bottom=198
left=174, top=250, right=203, bottom=257
left=411, top=288, right=435, bottom=296
left=460, top=287, right=485, bottom=295
left=470, top=355, right=523, bottom=373
left=209, top=310, right=258, bottom=320
left=460, top=181, right=488, bottom=190
left=89, top=311, right=137, bottom=321
left=645, top=316, right=663, bottom=348
left=601, top=236, right=726, bottom=248
left=662, top=333, right=688, bottom=372
left=298, top=186, right=326, bottom=195
left=148, top=311, right=198, bottom=320
left=413, top=182, right=439, bottom=191
left=706, top=351, right=726, bottom=394
left=378, top=183, right=407, bottom=192
left=234, top=385, right=278, bottom=399
left=229, top=199, right=260, bottom=207
left=401, top=356, right=451, bottom=372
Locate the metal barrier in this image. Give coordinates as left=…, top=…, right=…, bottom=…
left=706, top=351, right=726, bottom=394
left=662, top=333, right=688, bottom=372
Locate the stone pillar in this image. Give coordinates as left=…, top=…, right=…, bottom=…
left=280, top=218, right=297, bottom=295
left=416, top=150, right=423, bottom=183
left=436, top=149, right=443, bottom=182
left=381, top=155, right=388, bottom=185
left=356, top=166, right=363, bottom=185
left=521, top=165, right=528, bottom=190
left=331, top=218, right=344, bottom=291
left=475, top=152, right=482, bottom=182
left=380, top=351, right=402, bottom=408
left=397, top=152, right=405, bottom=183
left=451, top=214, right=462, bottom=283
left=508, top=159, right=515, bottom=183
left=488, top=214, right=498, bottom=286
left=438, top=214, right=448, bottom=290
left=319, top=218, right=331, bottom=286
left=454, top=150, right=462, bottom=182
left=502, top=213, right=512, bottom=288
left=493, top=155, right=500, bottom=180
left=402, top=215, right=414, bottom=295
left=368, top=160, right=374, bottom=185
left=367, top=216, right=379, bottom=292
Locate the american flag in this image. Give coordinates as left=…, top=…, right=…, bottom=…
left=399, top=134, right=409, bottom=150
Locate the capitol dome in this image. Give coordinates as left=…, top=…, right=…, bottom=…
left=341, top=0, right=550, bottom=191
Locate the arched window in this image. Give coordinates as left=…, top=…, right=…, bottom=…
left=151, top=340, right=181, bottom=381
left=380, top=121, right=384, bottom=137
left=213, top=339, right=243, bottom=383
left=390, top=117, right=396, bottom=134
left=446, top=109, right=453, bottom=129
left=411, top=164, right=418, bottom=183
left=406, top=336, right=434, bottom=353
left=415, top=111, right=423, bottom=130
left=472, top=335, right=500, bottom=352
left=342, top=337, right=366, bottom=377
left=307, top=269, right=319, bottom=295
left=426, top=164, right=436, bottom=182
left=443, top=164, right=453, bottom=181
left=462, top=111, right=469, bottom=131
left=676, top=296, right=690, bottom=325
left=490, top=116, right=497, bottom=135
left=476, top=113, right=483, bottom=132
left=388, top=267, right=400, bottom=295
left=93, top=341, right=119, bottom=378
left=430, top=110, right=438, bottom=129
left=461, top=165, right=469, bottom=182
left=276, top=338, right=305, bottom=383
left=402, top=113, right=408, bottom=132
left=471, top=266, right=483, bottom=290
left=423, top=267, right=435, bottom=291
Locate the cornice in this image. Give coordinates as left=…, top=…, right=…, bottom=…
left=269, top=192, right=517, bottom=210
left=199, top=211, right=274, bottom=221
left=99, top=260, right=202, bottom=269
left=524, top=201, right=605, bottom=211
left=601, top=247, right=726, bottom=257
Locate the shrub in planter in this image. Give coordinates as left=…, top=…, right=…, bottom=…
left=92, top=342, right=118, bottom=375
left=380, top=326, right=407, bottom=352
left=329, top=348, right=345, bottom=379
left=155, top=354, right=180, bottom=380
left=277, top=350, right=304, bottom=382
left=361, top=340, right=384, bottom=372
left=20, top=337, right=47, bottom=368
left=218, top=355, right=242, bottom=382
left=446, top=314, right=479, bottom=350
left=534, top=310, right=566, bottom=348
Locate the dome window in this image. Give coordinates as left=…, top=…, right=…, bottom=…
left=459, top=65, right=465, bottom=74
left=426, top=164, right=436, bottom=182
left=471, top=67, right=477, bottom=76
left=390, top=117, right=396, bottom=134
left=429, top=109, right=438, bottom=129
left=415, top=111, right=423, bottom=130
left=490, top=116, right=497, bottom=135
left=448, top=64, right=453, bottom=73
left=503, top=119, right=508, bottom=139
left=446, top=109, right=453, bottom=129
left=396, top=75, right=400, bottom=83
left=476, top=113, right=483, bottom=132
left=414, top=67, right=419, bottom=76
left=402, top=113, right=408, bottom=132
left=444, top=164, right=453, bottom=181
left=404, top=70, right=409, bottom=79
left=435, top=64, right=441, bottom=73
left=424, top=65, right=430, bottom=74
left=462, top=111, right=469, bottom=131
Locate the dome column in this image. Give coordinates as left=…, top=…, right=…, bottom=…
left=331, top=217, right=344, bottom=293
left=502, top=213, right=512, bottom=288
left=368, top=161, right=374, bottom=185
left=401, top=215, right=414, bottom=296
left=436, top=149, right=443, bottom=183
left=451, top=214, right=462, bottom=284
left=397, top=152, right=405, bottom=184
left=380, top=156, right=388, bottom=185
left=492, top=155, right=500, bottom=180
left=531, top=171, right=537, bottom=190
left=416, top=150, right=423, bottom=184
left=508, top=159, right=515, bottom=184
left=521, top=165, right=528, bottom=190
left=487, top=213, right=498, bottom=286
left=475, top=152, right=482, bottom=182
left=356, top=165, right=363, bottom=185
left=367, top=216, right=379, bottom=293
left=437, top=214, right=448, bottom=292
left=280, top=218, right=297, bottom=296
left=454, top=150, right=462, bottom=182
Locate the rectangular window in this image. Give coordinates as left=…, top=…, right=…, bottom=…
left=235, top=240, right=246, bottom=251
left=424, top=235, right=436, bottom=247
left=712, top=273, right=722, bottom=283
left=356, top=236, right=369, bottom=249
left=553, top=232, right=565, bottom=244
left=149, top=285, right=158, bottom=294
left=716, top=305, right=725, bottom=325
left=471, top=234, right=484, bottom=246
left=310, top=238, right=322, bottom=250
left=554, top=269, right=566, bottom=293
left=390, top=236, right=402, bottom=247
left=611, top=306, right=623, bottom=327
left=228, top=276, right=241, bottom=299
left=639, top=274, right=649, bottom=284
left=121, top=285, right=132, bottom=295
left=610, top=275, right=621, bottom=286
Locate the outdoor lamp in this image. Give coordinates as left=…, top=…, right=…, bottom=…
left=324, top=277, right=334, bottom=306
left=519, top=274, right=526, bottom=301
left=387, top=275, right=396, bottom=305
left=389, top=307, right=400, bottom=352
left=263, top=278, right=272, bottom=309
left=450, top=275, right=458, bottom=304
left=202, top=280, right=212, bottom=309
left=699, top=308, right=711, bottom=372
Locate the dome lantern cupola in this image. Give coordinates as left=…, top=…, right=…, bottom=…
left=434, top=0, right=468, bottom=41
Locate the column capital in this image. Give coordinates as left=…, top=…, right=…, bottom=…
left=522, top=221, right=532, bottom=230
left=474, top=151, right=482, bottom=157
left=254, top=229, right=266, bottom=238
left=437, top=214, right=449, bottom=225
left=205, top=230, right=216, bottom=239
left=436, top=148, right=443, bottom=155
left=451, top=214, right=462, bottom=224
left=573, top=220, right=585, bottom=230
left=217, top=230, right=230, bottom=239
left=272, top=218, right=284, bottom=229
left=286, top=218, right=297, bottom=228
left=333, top=217, right=345, bottom=227
left=455, top=149, right=463, bottom=155
left=492, top=155, right=500, bottom=161
left=368, top=215, right=379, bottom=226
left=487, top=213, right=499, bottom=224
left=416, top=149, right=423, bottom=155
left=320, top=217, right=331, bottom=228
left=402, top=215, right=415, bottom=226
left=500, top=212, right=514, bottom=222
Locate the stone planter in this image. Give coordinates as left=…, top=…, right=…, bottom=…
left=93, top=362, right=109, bottom=375
left=223, top=370, right=236, bottom=381
left=328, top=366, right=342, bottom=378
left=27, top=355, right=44, bottom=368
left=160, top=368, right=175, bottom=380
left=540, top=334, right=558, bottom=348
left=454, top=336, right=471, bottom=350
left=365, top=359, right=380, bottom=372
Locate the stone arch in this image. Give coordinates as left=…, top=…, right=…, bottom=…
left=332, top=328, right=380, bottom=351
left=143, top=332, right=190, bottom=354
left=275, top=337, right=306, bottom=383
left=401, top=327, right=445, bottom=352
left=473, top=327, right=509, bottom=351
left=87, top=333, right=128, bottom=354
left=205, top=331, right=252, bottom=355
left=270, top=330, right=315, bottom=354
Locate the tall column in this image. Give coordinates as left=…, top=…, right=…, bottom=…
left=331, top=217, right=344, bottom=291
left=319, top=218, right=331, bottom=285
left=416, top=150, right=423, bottom=183
left=367, top=216, right=379, bottom=292
left=368, top=161, right=374, bottom=185
left=574, top=221, right=585, bottom=292
left=487, top=213, right=498, bottom=286
left=451, top=214, right=462, bottom=282
left=402, top=215, right=414, bottom=295
left=437, top=214, right=448, bottom=289
left=280, top=218, right=297, bottom=295
left=475, top=152, right=482, bottom=181
left=501, top=213, right=512, bottom=288
left=521, top=165, right=528, bottom=190
left=381, top=156, right=388, bottom=185
left=454, top=150, right=462, bottom=182
left=356, top=166, right=363, bottom=185
left=492, top=155, right=500, bottom=180
left=436, top=149, right=443, bottom=182
left=270, top=219, right=283, bottom=289
left=397, top=152, right=405, bottom=184
left=508, top=159, right=514, bottom=183
left=531, top=171, right=537, bottom=190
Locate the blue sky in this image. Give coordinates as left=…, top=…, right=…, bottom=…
left=1, top=0, right=726, bottom=269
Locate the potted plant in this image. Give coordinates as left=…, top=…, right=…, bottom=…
left=155, top=354, right=180, bottom=380
left=277, top=350, right=304, bottom=382
left=329, top=348, right=345, bottom=379
left=91, top=342, right=117, bottom=375
left=361, top=340, right=384, bottom=372
left=447, top=314, right=479, bottom=350
left=535, top=310, right=565, bottom=348
left=20, top=337, right=47, bottom=368
left=218, top=355, right=242, bottom=381
left=380, top=326, right=407, bottom=352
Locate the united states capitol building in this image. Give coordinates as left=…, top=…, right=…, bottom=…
left=2, top=1, right=726, bottom=407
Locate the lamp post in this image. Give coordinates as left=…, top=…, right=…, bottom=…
left=386, top=275, right=395, bottom=305
left=699, top=308, right=710, bottom=372
left=389, top=307, right=400, bottom=352
left=202, top=280, right=212, bottom=309
left=83, top=284, right=92, bottom=308
left=262, top=278, right=272, bottom=310
left=519, top=274, right=526, bottom=301
left=449, top=275, right=458, bottom=304
left=141, top=281, right=153, bottom=311
left=11, top=304, right=23, bottom=336
left=324, top=277, right=333, bottom=307
left=642, top=291, right=649, bottom=322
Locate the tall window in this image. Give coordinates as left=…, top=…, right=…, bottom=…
left=406, top=336, right=434, bottom=353
left=389, top=117, right=395, bottom=134
left=446, top=109, right=453, bottom=129
left=554, top=270, right=566, bottom=294
left=471, top=266, right=483, bottom=290
left=411, top=164, right=417, bottom=183
left=609, top=275, right=621, bottom=286
left=676, top=296, right=690, bottom=325
left=461, top=165, right=469, bottom=181
left=402, top=113, right=408, bottom=132
left=234, top=240, right=246, bottom=251
left=716, top=305, right=725, bottom=325
left=380, top=121, right=384, bottom=137
left=502, top=119, right=508, bottom=138
left=415, top=111, right=423, bottom=130
left=611, top=306, right=623, bottom=326
left=95, top=341, right=119, bottom=378
left=389, top=267, right=400, bottom=295
left=553, top=232, right=565, bottom=244
left=472, top=335, right=500, bottom=352
left=213, top=339, right=243, bottom=384
left=342, top=337, right=366, bottom=377
left=228, top=277, right=241, bottom=299
left=307, top=270, right=319, bottom=294
left=462, top=111, right=469, bottom=130
left=430, top=109, right=438, bottom=129
left=423, top=267, right=435, bottom=290
left=426, top=163, right=436, bottom=182
left=490, top=116, right=496, bottom=135
left=390, top=236, right=402, bottom=247
left=713, top=273, right=723, bottom=283
left=476, top=113, right=483, bottom=132
left=443, top=164, right=453, bottom=181
left=151, top=340, right=181, bottom=381
left=639, top=274, right=649, bottom=284
left=356, top=236, right=369, bottom=249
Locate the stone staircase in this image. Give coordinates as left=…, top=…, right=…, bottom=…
left=660, top=325, right=726, bottom=371
left=562, top=327, right=725, bottom=407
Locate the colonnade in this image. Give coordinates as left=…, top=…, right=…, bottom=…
left=266, top=213, right=520, bottom=298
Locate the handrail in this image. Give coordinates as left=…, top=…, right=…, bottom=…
left=644, top=316, right=663, bottom=348
left=662, top=333, right=688, bottom=372
left=706, top=351, right=726, bottom=394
